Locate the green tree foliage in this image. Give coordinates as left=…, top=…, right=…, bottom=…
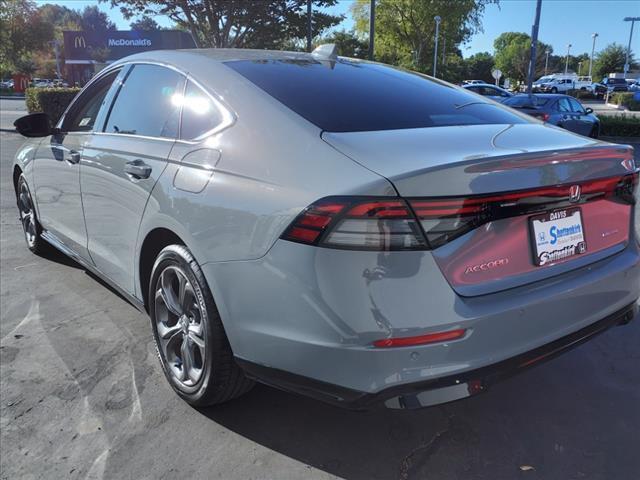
left=130, top=15, right=160, bottom=31
left=593, top=43, right=636, bottom=80
left=464, top=51, right=494, bottom=82
left=493, top=32, right=554, bottom=83
left=80, top=5, right=116, bottom=34
left=103, top=0, right=342, bottom=49
left=317, top=30, right=369, bottom=58
left=0, top=0, right=52, bottom=72
left=351, top=0, right=496, bottom=73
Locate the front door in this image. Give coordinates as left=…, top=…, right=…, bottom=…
left=81, top=63, right=185, bottom=293
left=33, top=69, right=121, bottom=259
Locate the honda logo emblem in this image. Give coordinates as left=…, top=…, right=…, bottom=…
left=569, top=185, right=581, bottom=203
left=74, top=36, right=86, bottom=48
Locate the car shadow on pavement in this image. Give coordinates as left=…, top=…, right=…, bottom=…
left=199, top=332, right=639, bottom=480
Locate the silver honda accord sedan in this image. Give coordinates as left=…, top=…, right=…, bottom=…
left=12, top=46, right=639, bottom=409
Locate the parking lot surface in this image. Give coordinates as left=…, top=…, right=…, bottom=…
left=1, top=130, right=639, bottom=480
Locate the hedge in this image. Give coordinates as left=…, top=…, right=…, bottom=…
left=566, top=89, right=596, bottom=100
left=25, top=87, right=81, bottom=127
left=599, top=115, right=640, bottom=137
left=608, top=92, right=640, bottom=111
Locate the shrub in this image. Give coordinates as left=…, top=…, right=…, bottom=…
left=25, top=87, right=81, bottom=126
left=566, top=89, right=597, bottom=100
left=609, top=92, right=640, bottom=111
left=599, top=115, right=640, bottom=137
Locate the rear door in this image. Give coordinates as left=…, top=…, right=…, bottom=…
left=556, top=97, right=581, bottom=133
left=567, top=97, right=593, bottom=136
left=81, top=63, right=185, bottom=293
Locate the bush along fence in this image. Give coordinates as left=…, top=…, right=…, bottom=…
left=599, top=115, right=640, bottom=138
left=25, top=87, right=81, bottom=127
left=607, top=92, right=640, bottom=112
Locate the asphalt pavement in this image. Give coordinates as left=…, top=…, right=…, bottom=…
left=1, top=127, right=639, bottom=479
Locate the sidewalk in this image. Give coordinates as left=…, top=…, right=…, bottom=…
left=0, top=97, right=26, bottom=131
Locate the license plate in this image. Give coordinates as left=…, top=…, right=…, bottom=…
left=530, top=207, right=587, bottom=266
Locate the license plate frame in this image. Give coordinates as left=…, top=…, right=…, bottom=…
left=529, top=207, right=587, bottom=267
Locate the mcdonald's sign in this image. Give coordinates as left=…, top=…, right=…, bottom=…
left=74, top=36, right=87, bottom=48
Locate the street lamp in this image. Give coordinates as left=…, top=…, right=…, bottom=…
left=588, top=33, right=598, bottom=78
left=623, top=17, right=640, bottom=76
left=544, top=50, right=550, bottom=75
left=433, top=15, right=441, bottom=77
left=564, top=43, right=572, bottom=74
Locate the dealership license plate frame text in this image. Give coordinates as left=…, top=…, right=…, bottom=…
left=530, top=207, right=587, bottom=267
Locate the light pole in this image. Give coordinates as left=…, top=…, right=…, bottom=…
left=623, top=17, right=640, bottom=76
left=544, top=50, right=550, bottom=75
left=306, top=0, right=312, bottom=52
left=588, top=32, right=598, bottom=78
left=578, top=61, right=583, bottom=75
left=526, top=0, right=542, bottom=95
left=433, top=15, right=441, bottom=77
left=368, top=0, right=375, bottom=60
left=564, top=43, right=572, bottom=74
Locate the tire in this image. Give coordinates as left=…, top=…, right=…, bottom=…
left=16, top=174, right=46, bottom=255
left=589, top=124, right=599, bottom=139
left=149, top=244, right=254, bottom=406
left=550, top=87, right=558, bottom=93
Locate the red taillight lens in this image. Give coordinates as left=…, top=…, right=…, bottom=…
left=281, top=198, right=428, bottom=250
left=373, top=328, right=466, bottom=348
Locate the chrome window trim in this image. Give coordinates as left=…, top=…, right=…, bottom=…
left=57, top=59, right=237, bottom=143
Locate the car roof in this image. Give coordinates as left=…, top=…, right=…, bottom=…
left=115, top=48, right=317, bottom=65
left=462, top=83, right=502, bottom=88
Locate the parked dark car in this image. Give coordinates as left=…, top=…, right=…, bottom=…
left=461, top=83, right=513, bottom=101
left=590, top=82, right=608, bottom=98
left=502, top=94, right=599, bottom=138
left=600, top=77, right=629, bottom=93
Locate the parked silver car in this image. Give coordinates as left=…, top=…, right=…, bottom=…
left=13, top=47, right=639, bottom=410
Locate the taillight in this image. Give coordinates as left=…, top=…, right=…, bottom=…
left=281, top=174, right=636, bottom=251
left=280, top=198, right=428, bottom=250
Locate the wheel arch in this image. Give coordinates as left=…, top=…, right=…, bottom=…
left=13, top=164, right=23, bottom=196
left=138, top=227, right=186, bottom=312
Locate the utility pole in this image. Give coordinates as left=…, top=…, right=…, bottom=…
left=369, top=0, right=375, bottom=60
left=433, top=15, right=441, bottom=77
left=565, top=43, right=572, bottom=74
left=49, top=40, right=62, bottom=79
left=544, top=50, right=550, bottom=75
left=307, top=0, right=312, bottom=52
left=588, top=33, right=598, bottom=78
left=623, top=17, right=640, bottom=76
left=526, top=0, right=542, bottom=94
left=578, top=61, right=582, bottom=75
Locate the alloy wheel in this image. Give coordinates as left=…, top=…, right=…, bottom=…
left=18, top=181, right=37, bottom=247
left=154, top=265, right=206, bottom=388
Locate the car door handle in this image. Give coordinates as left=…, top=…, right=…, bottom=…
left=124, top=160, right=152, bottom=180
left=66, top=150, right=81, bottom=165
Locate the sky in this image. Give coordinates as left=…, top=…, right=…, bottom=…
left=38, top=0, right=640, bottom=58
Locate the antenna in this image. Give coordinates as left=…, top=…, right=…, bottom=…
left=311, top=43, right=338, bottom=61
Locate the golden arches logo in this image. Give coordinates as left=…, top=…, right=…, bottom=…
left=74, top=36, right=86, bottom=48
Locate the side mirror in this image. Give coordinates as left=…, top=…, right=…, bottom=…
left=585, top=107, right=593, bottom=114
left=14, top=113, right=53, bottom=137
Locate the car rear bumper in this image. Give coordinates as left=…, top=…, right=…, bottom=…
left=202, top=237, right=640, bottom=406
left=236, top=301, right=637, bottom=409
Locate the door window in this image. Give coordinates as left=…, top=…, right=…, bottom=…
left=568, top=98, right=585, bottom=114
left=556, top=98, right=572, bottom=112
left=179, top=80, right=225, bottom=140
left=105, top=64, right=185, bottom=139
left=63, top=70, right=120, bottom=132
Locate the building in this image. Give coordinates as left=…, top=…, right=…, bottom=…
left=63, top=30, right=196, bottom=85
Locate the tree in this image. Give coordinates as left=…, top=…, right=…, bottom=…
left=0, top=0, right=53, bottom=72
left=464, top=51, right=494, bottom=82
left=593, top=43, right=636, bottom=80
left=317, top=30, right=369, bottom=58
left=103, top=0, right=342, bottom=49
left=493, top=32, right=552, bottom=83
left=351, top=0, right=497, bottom=73
left=130, top=15, right=160, bottom=31
left=80, top=5, right=116, bottom=34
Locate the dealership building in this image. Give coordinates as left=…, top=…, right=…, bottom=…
left=62, top=30, right=196, bottom=84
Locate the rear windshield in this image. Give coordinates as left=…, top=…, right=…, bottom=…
left=503, top=96, right=550, bottom=108
left=225, top=58, right=527, bottom=132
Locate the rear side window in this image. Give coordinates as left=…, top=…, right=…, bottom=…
left=180, top=80, right=225, bottom=140
left=104, top=64, right=185, bottom=138
left=226, top=59, right=527, bottom=132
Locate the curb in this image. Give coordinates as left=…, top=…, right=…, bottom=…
left=0, top=96, right=25, bottom=100
left=0, top=128, right=17, bottom=133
